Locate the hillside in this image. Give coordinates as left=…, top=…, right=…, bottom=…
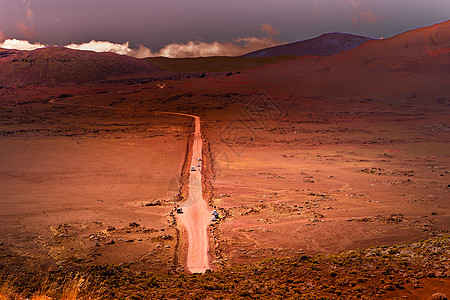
left=147, top=56, right=297, bottom=73
left=328, top=20, right=450, bottom=72
left=242, top=32, right=374, bottom=57
left=244, top=20, right=450, bottom=83
left=0, top=47, right=170, bottom=86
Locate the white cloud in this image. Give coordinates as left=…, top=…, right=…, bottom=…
left=0, top=38, right=46, bottom=50
left=63, top=23, right=282, bottom=58
left=65, top=40, right=134, bottom=56
left=155, top=36, right=281, bottom=58
left=64, top=40, right=154, bottom=58
left=0, top=24, right=283, bottom=58
left=152, top=24, right=282, bottom=58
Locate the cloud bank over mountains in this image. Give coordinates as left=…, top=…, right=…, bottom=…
left=0, top=24, right=282, bottom=58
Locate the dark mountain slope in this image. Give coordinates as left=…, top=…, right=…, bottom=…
left=0, top=47, right=170, bottom=86
left=242, top=32, right=374, bottom=57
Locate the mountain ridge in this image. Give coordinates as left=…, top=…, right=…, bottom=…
left=241, top=32, right=374, bottom=57
left=0, top=46, right=170, bottom=86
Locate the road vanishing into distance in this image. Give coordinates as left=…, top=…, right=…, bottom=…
left=49, top=98, right=212, bottom=273
left=174, top=113, right=212, bottom=273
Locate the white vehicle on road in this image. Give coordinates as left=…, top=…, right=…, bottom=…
left=211, top=210, right=219, bottom=221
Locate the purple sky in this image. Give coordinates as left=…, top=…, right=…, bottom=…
left=0, top=0, right=449, bottom=56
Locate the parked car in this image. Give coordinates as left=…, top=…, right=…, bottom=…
left=190, top=166, right=196, bottom=171
left=176, top=207, right=183, bottom=214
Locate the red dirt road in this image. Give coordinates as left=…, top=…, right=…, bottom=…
left=178, top=115, right=211, bottom=273
left=49, top=99, right=212, bottom=273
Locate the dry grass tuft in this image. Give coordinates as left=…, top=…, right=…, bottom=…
left=30, top=295, right=53, bottom=300
left=60, top=275, right=85, bottom=300
left=0, top=280, right=19, bottom=300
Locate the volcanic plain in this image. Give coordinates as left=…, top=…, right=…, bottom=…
left=0, top=20, right=449, bottom=299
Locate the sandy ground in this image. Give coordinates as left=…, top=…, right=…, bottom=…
left=197, top=69, right=449, bottom=268
left=0, top=55, right=448, bottom=283
left=206, top=115, right=449, bottom=266
left=0, top=91, right=191, bottom=272
left=0, top=24, right=448, bottom=299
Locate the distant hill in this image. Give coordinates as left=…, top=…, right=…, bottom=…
left=241, top=33, right=374, bottom=58
left=245, top=20, right=450, bottom=78
left=147, top=33, right=374, bottom=73
left=327, top=20, right=450, bottom=73
left=0, top=47, right=170, bottom=86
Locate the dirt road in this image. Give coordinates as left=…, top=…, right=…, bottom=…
left=177, top=115, right=211, bottom=273
left=49, top=99, right=211, bottom=273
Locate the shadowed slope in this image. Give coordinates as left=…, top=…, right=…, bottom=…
left=0, top=47, right=170, bottom=86
left=245, top=20, right=450, bottom=80
left=242, top=32, right=374, bottom=57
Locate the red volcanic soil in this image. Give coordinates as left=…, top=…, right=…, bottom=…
left=0, top=47, right=170, bottom=86
left=0, top=20, right=448, bottom=299
left=0, top=88, right=193, bottom=272
left=157, top=21, right=450, bottom=270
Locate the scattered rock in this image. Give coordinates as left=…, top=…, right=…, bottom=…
left=143, top=200, right=162, bottom=206
left=432, top=293, right=448, bottom=300
left=128, top=222, right=140, bottom=228
left=360, top=167, right=414, bottom=176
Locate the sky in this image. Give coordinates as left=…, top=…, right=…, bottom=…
left=0, top=0, right=449, bottom=57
